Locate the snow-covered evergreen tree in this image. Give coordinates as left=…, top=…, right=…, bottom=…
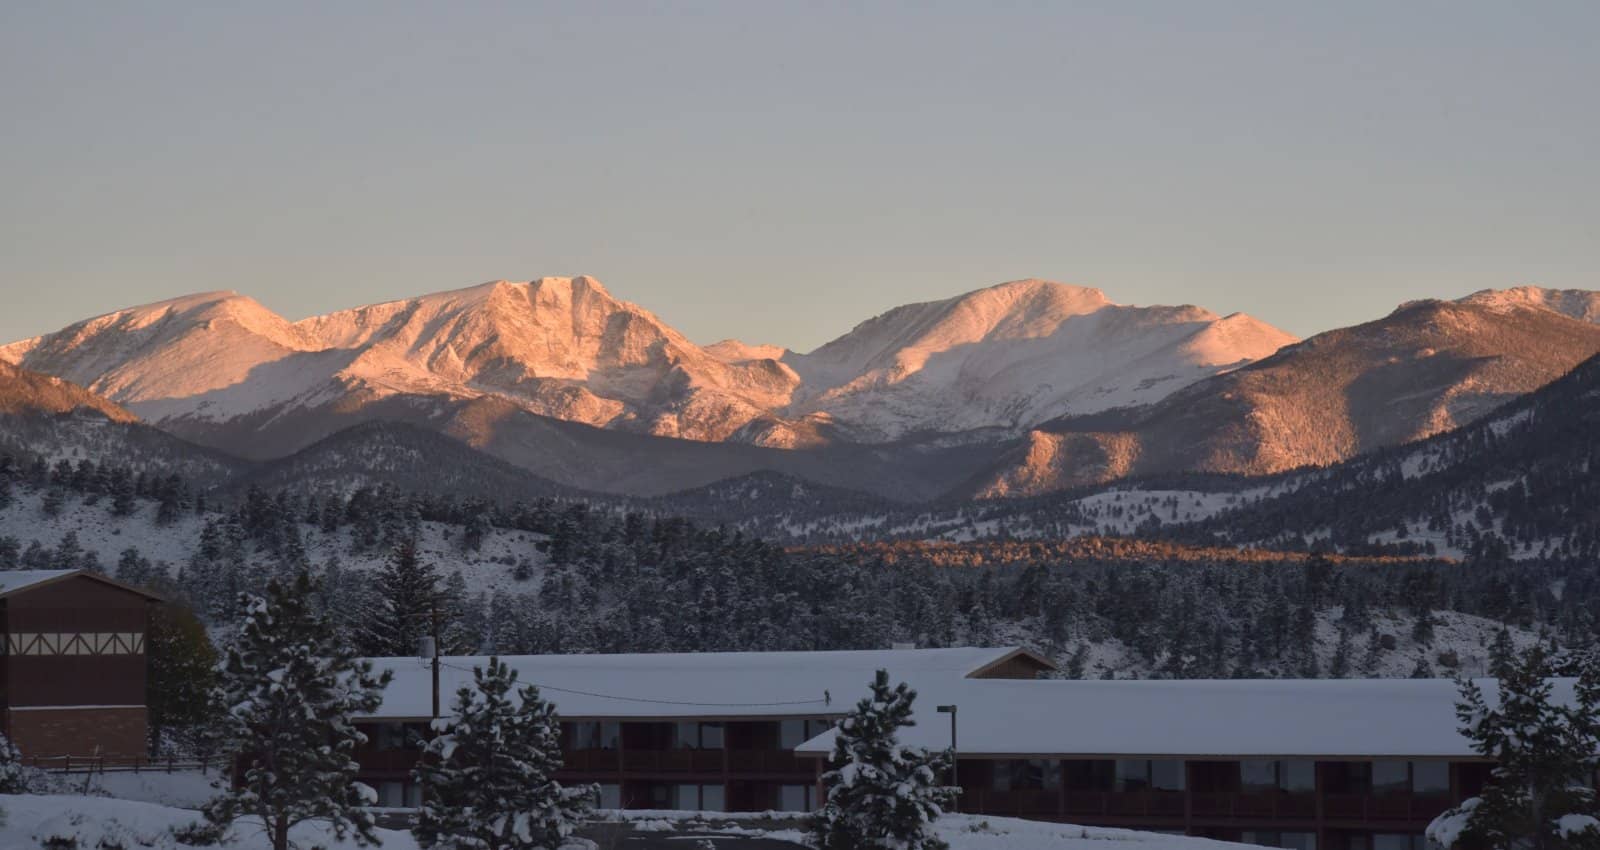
left=202, top=571, right=393, bottom=850
left=413, top=657, right=593, bottom=850
left=1428, top=644, right=1600, bottom=850
left=813, top=669, right=956, bottom=850
left=0, top=731, right=33, bottom=793
left=361, top=540, right=443, bottom=657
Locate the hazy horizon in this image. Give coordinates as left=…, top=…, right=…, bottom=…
left=4, top=2, right=1596, bottom=350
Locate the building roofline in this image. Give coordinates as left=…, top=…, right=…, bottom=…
left=0, top=569, right=165, bottom=602
left=964, top=646, right=1059, bottom=678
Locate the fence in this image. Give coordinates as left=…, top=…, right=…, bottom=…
left=22, top=754, right=223, bottom=775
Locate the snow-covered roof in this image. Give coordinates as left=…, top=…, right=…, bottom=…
left=798, top=676, right=1548, bottom=759
left=360, top=647, right=1036, bottom=721
left=0, top=569, right=164, bottom=600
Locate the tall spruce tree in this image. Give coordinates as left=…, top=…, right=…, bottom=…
left=413, top=657, right=593, bottom=850
left=1428, top=644, right=1600, bottom=850
left=203, top=571, right=393, bottom=850
left=813, top=669, right=957, bottom=850
left=363, top=540, right=443, bottom=657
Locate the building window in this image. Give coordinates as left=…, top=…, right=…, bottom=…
left=779, top=784, right=817, bottom=812
left=673, top=722, right=726, bottom=750
left=372, top=723, right=415, bottom=751
left=566, top=721, right=620, bottom=750
left=1373, top=834, right=1425, bottom=850
left=1242, top=760, right=1277, bottom=792
left=596, top=784, right=622, bottom=809
left=1372, top=761, right=1410, bottom=795
left=1064, top=760, right=1114, bottom=791
left=1114, top=760, right=1185, bottom=792
left=1242, top=760, right=1315, bottom=793
left=672, top=783, right=726, bottom=812
left=1151, top=760, right=1186, bottom=791
left=779, top=717, right=835, bottom=749
left=1412, top=761, right=1450, bottom=796
left=1243, top=831, right=1316, bottom=850
left=993, top=759, right=1061, bottom=791
left=376, top=781, right=420, bottom=808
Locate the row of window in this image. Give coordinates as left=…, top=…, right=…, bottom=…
left=1242, top=831, right=1428, bottom=850
left=376, top=781, right=819, bottom=813
left=989, top=759, right=1452, bottom=795
left=599, top=783, right=818, bottom=812
left=562, top=718, right=835, bottom=751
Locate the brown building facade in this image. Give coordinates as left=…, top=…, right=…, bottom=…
left=353, top=647, right=1499, bottom=850
left=0, top=569, right=161, bottom=759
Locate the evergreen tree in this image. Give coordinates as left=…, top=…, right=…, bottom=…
left=40, top=487, right=63, bottom=517
left=0, top=731, right=33, bottom=793
left=362, top=540, right=443, bottom=657
left=1330, top=628, right=1352, bottom=678
left=146, top=603, right=220, bottom=755
left=813, top=670, right=956, bottom=850
left=203, top=571, right=393, bottom=850
left=413, top=657, right=594, bottom=850
left=1428, top=645, right=1600, bottom=850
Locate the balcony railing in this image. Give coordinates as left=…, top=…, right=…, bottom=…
left=960, top=789, right=1062, bottom=816
left=726, top=749, right=808, bottom=775
left=620, top=749, right=726, bottom=773
left=1063, top=791, right=1186, bottom=819
left=354, top=749, right=421, bottom=773
left=1324, top=793, right=1452, bottom=824
left=1190, top=792, right=1317, bottom=820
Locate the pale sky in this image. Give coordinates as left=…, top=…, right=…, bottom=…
left=2, top=2, right=1596, bottom=351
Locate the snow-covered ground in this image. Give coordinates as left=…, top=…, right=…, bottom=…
left=0, top=490, right=551, bottom=598
left=597, top=808, right=1248, bottom=850
left=0, top=794, right=423, bottom=850
left=0, top=794, right=1248, bottom=850
left=84, top=769, right=223, bottom=809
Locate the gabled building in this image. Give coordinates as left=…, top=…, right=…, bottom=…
left=0, top=569, right=163, bottom=759
left=354, top=646, right=1053, bottom=811
left=354, top=646, right=1500, bottom=850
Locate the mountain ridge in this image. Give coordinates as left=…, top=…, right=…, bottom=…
left=1, top=276, right=1295, bottom=458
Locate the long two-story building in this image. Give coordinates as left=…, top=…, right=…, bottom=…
left=354, top=647, right=1501, bottom=850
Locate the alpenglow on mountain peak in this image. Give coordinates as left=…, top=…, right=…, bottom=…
left=1, top=274, right=1296, bottom=455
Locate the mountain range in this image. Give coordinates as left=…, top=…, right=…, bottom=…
left=3, top=277, right=1598, bottom=503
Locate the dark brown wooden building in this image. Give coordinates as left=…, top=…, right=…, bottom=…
left=0, top=569, right=162, bottom=759
left=352, top=647, right=1521, bottom=850
left=353, top=647, right=1054, bottom=811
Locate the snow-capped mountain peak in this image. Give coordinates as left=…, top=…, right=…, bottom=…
left=1, top=275, right=1296, bottom=454
left=1457, top=285, right=1600, bottom=324
left=781, top=278, right=1296, bottom=440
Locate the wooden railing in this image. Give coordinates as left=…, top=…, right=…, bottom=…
left=619, top=749, right=725, bottom=773
left=23, top=754, right=222, bottom=775
left=725, top=749, right=807, bottom=775
left=1190, top=791, right=1318, bottom=820
left=1324, top=793, right=1452, bottom=823
left=958, top=789, right=1062, bottom=816
left=1062, top=791, right=1187, bottom=819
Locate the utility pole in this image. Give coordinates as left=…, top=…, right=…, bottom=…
left=936, top=704, right=958, bottom=812
left=422, top=601, right=441, bottom=720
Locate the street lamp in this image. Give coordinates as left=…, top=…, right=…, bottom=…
left=935, top=704, right=958, bottom=811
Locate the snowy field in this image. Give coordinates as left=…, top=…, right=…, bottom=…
left=0, top=794, right=423, bottom=850
left=598, top=809, right=1248, bottom=850
left=0, top=793, right=1252, bottom=850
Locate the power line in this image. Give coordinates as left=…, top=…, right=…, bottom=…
left=430, top=659, right=832, bottom=709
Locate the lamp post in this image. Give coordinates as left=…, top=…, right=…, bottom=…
left=935, top=704, right=958, bottom=811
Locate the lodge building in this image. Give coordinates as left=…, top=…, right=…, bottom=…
left=354, top=646, right=1500, bottom=850
left=0, top=569, right=162, bottom=759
